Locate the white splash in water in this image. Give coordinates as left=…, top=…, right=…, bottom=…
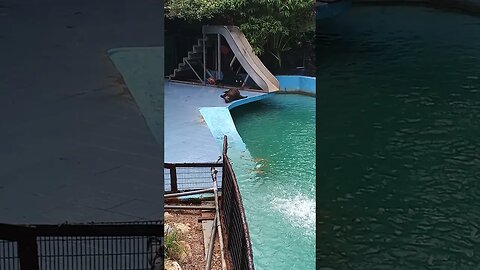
left=271, top=194, right=316, bottom=235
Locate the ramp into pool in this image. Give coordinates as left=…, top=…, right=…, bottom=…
left=164, top=81, right=270, bottom=164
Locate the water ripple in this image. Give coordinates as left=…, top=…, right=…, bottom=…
left=317, top=5, right=480, bottom=270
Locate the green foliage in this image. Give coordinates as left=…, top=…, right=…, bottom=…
left=165, top=0, right=315, bottom=68
left=165, top=0, right=232, bottom=21
left=164, top=229, right=185, bottom=261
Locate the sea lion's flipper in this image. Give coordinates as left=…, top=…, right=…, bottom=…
left=221, top=96, right=230, bottom=103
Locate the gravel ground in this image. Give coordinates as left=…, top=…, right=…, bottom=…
left=165, top=209, right=223, bottom=270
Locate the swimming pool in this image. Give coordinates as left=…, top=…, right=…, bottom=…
left=229, top=94, right=316, bottom=269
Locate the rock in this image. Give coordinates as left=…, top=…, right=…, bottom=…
left=173, top=222, right=190, bottom=234
left=178, top=240, right=192, bottom=261
left=165, top=223, right=173, bottom=235
left=165, top=259, right=182, bottom=270
left=165, top=212, right=173, bottom=221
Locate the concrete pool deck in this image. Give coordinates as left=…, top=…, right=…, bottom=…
left=0, top=0, right=163, bottom=223
left=163, top=77, right=315, bottom=192
left=164, top=81, right=271, bottom=164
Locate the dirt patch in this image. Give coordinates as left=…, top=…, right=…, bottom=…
left=165, top=209, right=223, bottom=270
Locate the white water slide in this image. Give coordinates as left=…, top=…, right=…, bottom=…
left=202, top=25, right=279, bottom=92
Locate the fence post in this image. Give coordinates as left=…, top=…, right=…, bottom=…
left=170, top=165, right=178, bottom=192
left=18, top=232, right=39, bottom=270
left=223, top=135, right=228, bottom=156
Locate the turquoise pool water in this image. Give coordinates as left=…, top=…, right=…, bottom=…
left=230, top=94, right=316, bottom=269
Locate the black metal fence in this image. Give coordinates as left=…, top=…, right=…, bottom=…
left=164, top=136, right=254, bottom=270
left=164, top=162, right=222, bottom=193
left=220, top=136, right=255, bottom=270
left=0, top=221, right=163, bottom=270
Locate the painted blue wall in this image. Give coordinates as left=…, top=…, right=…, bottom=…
left=275, top=76, right=316, bottom=95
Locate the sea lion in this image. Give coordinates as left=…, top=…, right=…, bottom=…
left=220, top=88, right=247, bottom=103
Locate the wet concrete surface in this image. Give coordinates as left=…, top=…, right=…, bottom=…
left=164, top=81, right=266, bottom=164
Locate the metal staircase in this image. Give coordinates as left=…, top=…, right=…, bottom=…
left=169, top=37, right=208, bottom=82
left=168, top=25, right=279, bottom=92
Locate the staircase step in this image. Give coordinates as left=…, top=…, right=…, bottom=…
left=191, top=46, right=203, bottom=53
left=183, top=56, right=202, bottom=63
left=170, top=36, right=208, bottom=79
left=187, top=54, right=202, bottom=61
